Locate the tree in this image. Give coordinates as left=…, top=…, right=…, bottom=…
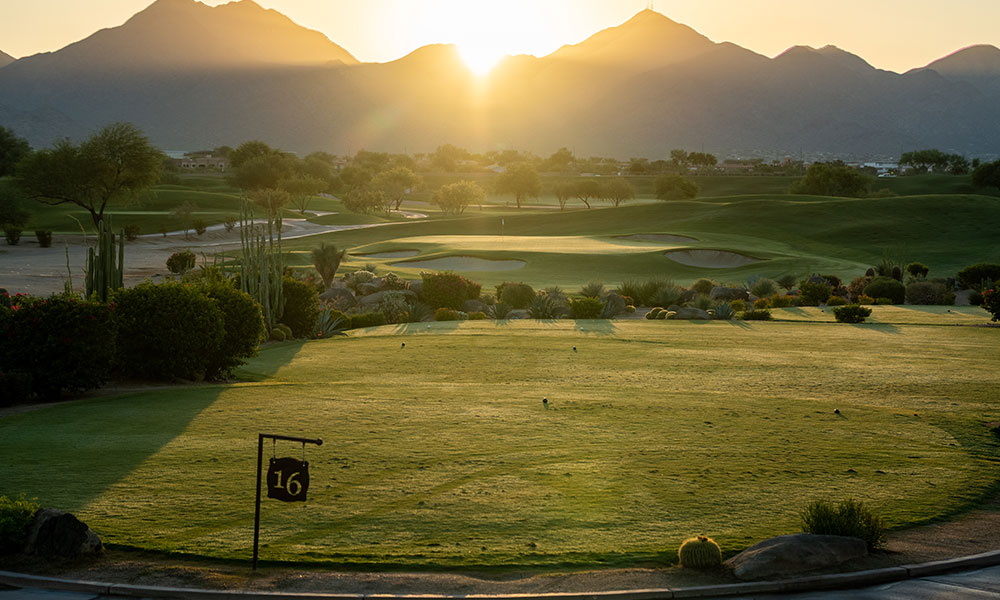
left=373, top=166, right=422, bottom=211
left=311, top=243, right=346, bottom=289
left=434, top=181, right=485, bottom=216
left=0, top=181, right=31, bottom=230
left=552, top=181, right=574, bottom=210
left=628, top=158, right=649, bottom=175
left=281, top=175, right=327, bottom=215
left=972, top=159, right=1000, bottom=192
left=227, top=152, right=293, bottom=191
left=572, top=178, right=602, bottom=208
left=670, top=149, right=689, bottom=170
left=900, top=149, right=950, bottom=173
left=602, top=178, right=634, bottom=207
left=342, top=186, right=390, bottom=216
left=16, top=122, right=163, bottom=228
left=688, top=152, right=718, bottom=169
left=654, top=174, right=699, bottom=200
left=229, top=140, right=279, bottom=168
left=542, top=147, right=575, bottom=172
left=0, top=126, right=31, bottom=178
left=947, top=154, right=970, bottom=175
left=495, top=162, right=540, bottom=208
left=431, top=144, right=470, bottom=171
left=790, top=161, right=871, bottom=198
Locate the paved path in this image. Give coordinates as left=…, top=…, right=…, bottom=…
left=2, top=566, right=1000, bottom=600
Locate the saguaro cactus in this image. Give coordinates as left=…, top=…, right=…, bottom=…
left=85, top=216, right=124, bottom=302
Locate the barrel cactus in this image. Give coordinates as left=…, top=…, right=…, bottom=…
left=678, top=535, right=722, bottom=569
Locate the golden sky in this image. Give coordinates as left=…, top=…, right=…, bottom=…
left=2, top=0, right=999, bottom=73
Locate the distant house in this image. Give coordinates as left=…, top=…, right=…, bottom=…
left=175, top=156, right=229, bottom=171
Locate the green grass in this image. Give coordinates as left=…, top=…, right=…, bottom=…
left=1, top=318, right=997, bottom=568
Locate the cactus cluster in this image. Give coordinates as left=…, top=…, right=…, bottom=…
left=85, top=217, right=124, bottom=302
left=678, top=535, right=722, bottom=569
left=239, top=197, right=285, bottom=330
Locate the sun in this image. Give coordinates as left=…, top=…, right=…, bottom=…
left=459, top=43, right=504, bottom=76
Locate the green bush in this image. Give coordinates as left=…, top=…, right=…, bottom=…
left=832, top=304, right=872, bottom=323
left=652, top=284, right=685, bottom=308
left=34, top=230, right=53, bottom=248
left=753, top=297, right=770, bottom=309
left=982, top=284, right=999, bottom=322
left=488, top=302, right=513, bottom=320
left=375, top=290, right=410, bottom=323
left=857, top=295, right=875, bottom=305
left=568, top=296, right=604, bottom=319
left=280, top=277, right=320, bottom=338
left=421, top=272, right=481, bottom=309
left=742, top=309, right=773, bottom=321
left=0, top=295, right=115, bottom=400
left=434, top=307, right=462, bottom=321
left=801, top=498, right=886, bottom=550
left=730, top=299, right=746, bottom=312
left=269, top=328, right=286, bottom=342
left=467, top=311, right=487, bottom=320
left=798, top=280, right=831, bottom=306
left=826, top=296, right=847, bottom=307
left=957, top=263, right=1000, bottom=290
left=863, top=277, right=905, bottom=305
left=0, top=494, right=40, bottom=554
left=112, top=282, right=224, bottom=381
left=201, top=282, right=265, bottom=378
left=3, top=225, right=22, bottom=245
left=580, top=281, right=605, bottom=298
left=769, top=294, right=793, bottom=308
left=749, top=278, right=778, bottom=298
left=497, top=282, right=535, bottom=309
left=274, top=323, right=293, bottom=339
left=906, top=262, right=929, bottom=279
left=123, top=224, right=141, bottom=241
left=529, top=294, right=566, bottom=319
left=677, top=535, right=722, bottom=569
left=875, top=297, right=894, bottom=305
left=691, top=278, right=716, bottom=296
left=349, top=312, right=387, bottom=329
left=906, top=281, right=948, bottom=305
left=166, top=249, right=196, bottom=274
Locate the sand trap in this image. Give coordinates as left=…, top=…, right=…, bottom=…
left=356, top=250, right=420, bottom=259
left=665, top=249, right=761, bottom=269
left=391, top=256, right=526, bottom=271
left=619, top=233, right=698, bottom=243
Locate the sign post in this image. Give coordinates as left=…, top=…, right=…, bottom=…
left=253, top=432, right=323, bottom=570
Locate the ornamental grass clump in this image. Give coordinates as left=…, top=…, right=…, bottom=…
left=801, top=498, right=886, bottom=550
left=678, top=535, right=722, bottom=569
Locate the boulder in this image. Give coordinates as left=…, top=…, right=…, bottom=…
left=679, top=289, right=697, bottom=303
left=670, top=307, right=712, bottom=320
left=710, top=286, right=749, bottom=301
left=725, top=533, right=866, bottom=581
left=667, top=304, right=682, bottom=312
left=24, top=509, right=103, bottom=558
left=509, top=309, right=530, bottom=319
left=359, top=289, right=417, bottom=306
left=320, top=286, right=357, bottom=308
left=408, top=279, right=423, bottom=295
left=463, top=299, right=487, bottom=313
left=357, top=282, right=380, bottom=296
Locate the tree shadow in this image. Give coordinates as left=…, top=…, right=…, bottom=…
left=853, top=323, right=902, bottom=335
left=0, top=340, right=309, bottom=513
left=728, top=320, right=753, bottom=330
left=573, top=319, right=619, bottom=336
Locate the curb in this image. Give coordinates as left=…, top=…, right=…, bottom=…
left=2, top=550, right=1000, bottom=600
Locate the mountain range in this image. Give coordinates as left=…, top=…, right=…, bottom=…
left=1, top=0, right=999, bottom=158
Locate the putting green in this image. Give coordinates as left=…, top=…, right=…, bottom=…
left=1, top=318, right=997, bottom=567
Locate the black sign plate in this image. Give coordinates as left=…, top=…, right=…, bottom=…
left=267, top=457, right=310, bottom=502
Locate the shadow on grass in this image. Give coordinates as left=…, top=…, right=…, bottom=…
left=853, top=323, right=902, bottom=334
left=391, top=321, right=462, bottom=335
left=0, top=340, right=308, bottom=513
left=573, top=319, right=619, bottom=336
left=728, top=320, right=752, bottom=330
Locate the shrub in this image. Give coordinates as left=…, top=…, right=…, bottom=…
left=435, top=307, right=462, bottom=321
left=0, top=494, right=40, bottom=554
left=223, top=216, right=237, bottom=233
left=200, top=282, right=265, bottom=378
left=875, top=297, right=894, bottom=305
left=113, top=282, right=223, bottom=381
left=467, top=311, right=487, bottom=320
left=798, top=280, right=831, bottom=306
left=969, top=289, right=984, bottom=306
left=568, top=296, right=604, bottom=319
left=0, top=371, right=32, bottom=407
left=646, top=307, right=664, bottom=319
left=833, top=304, right=872, bottom=323
left=280, top=277, right=320, bottom=338
left=863, top=277, right=905, bottom=305
left=269, top=328, right=286, bottom=342
left=375, top=290, right=411, bottom=323
left=315, top=307, right=349, bottom=338
left=678, top=536, right=722, bottom=569
left=618, top=280, right=644, bottom=305
left=123, top=224, right=141, bottom=241
left=345, top=269, right=376, bottom=292
left=857, top=295, right=875, bottom=305
left=166, top=250, right=196, bottom=274
left=769, top=294, right=793, bottom=308
left=580, top=281, right=605, bottom=298
left=846, top=276, right=873, bottom=302
left=530, top=294, right=567, bottom=319
left=349, top=312, right=387, bottom=329
left=488, top=302, right=513, bottom=320
left=193, top=219, right=207, bottom=235
left=776, top=274, right=798, bottom=291
left=422, top=272, right=481, bottom=309
left=801, top=498, right=886, bottom=550
left=692, top=293, right=713, bottom=311
left=3, top=225, right=22, bottom=245
left=753, top=297, right=770, bottom=310
left=0, top=295, right=116, bottom=400
left=730, top=299, right=746, bottom=313
left=691, top=278, right=715, bottom=296
left=826, top=296, right=847, bottom=307
left=906, top=281, right=947, bottom=305
left=742, top=309, right=773, bottom=321
left=749, top=277, right=779, bottom=299
left=711, top=302, right=736, bottom=320
left=652, top=284, right=685, bottom=308
left=957, top=263, right=1000, bottom=290
left=982, top=284, right=999, bottom=322
left=273, top=323, right=293, bottom=339
left=906, top=262, right=929, bottom=279
left=34, top=230, right=53, bottom=247
left=496, top=282, right=535, bottom=309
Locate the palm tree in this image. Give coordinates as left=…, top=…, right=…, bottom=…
left=311, top=243, right=346, bottom=289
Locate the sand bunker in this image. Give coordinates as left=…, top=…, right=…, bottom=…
left=619, top=233, right=698, bottom=244
left=665, top=249, right=761, bottom=269
left=356, top=250, right=420, bottom=259
left=391, top=256, right=526, bottom=271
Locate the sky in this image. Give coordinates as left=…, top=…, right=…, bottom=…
left=2, top=0, right=999, bottom=73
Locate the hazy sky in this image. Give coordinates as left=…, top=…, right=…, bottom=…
left=2, top=0, right=999, bottom=73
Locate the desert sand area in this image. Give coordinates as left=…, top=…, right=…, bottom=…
left=0, top=218, right=379, bottom=297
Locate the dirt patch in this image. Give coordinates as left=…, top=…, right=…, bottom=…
left=665, top=249, right=761, bottom=269
left=391, top=256, right=526, bottom=272
left=618, top=234, right=698, bottom=244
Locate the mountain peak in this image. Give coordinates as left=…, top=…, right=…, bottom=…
left=923, top=44, right=1000, bottom=76
left=0, top=49, right=14, bottom=68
